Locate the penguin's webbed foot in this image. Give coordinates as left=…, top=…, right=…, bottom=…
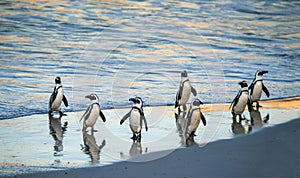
left=190, top=131, right=196, bottom=137
left=177, top=107, right=181, bottom=113
left=256, top=102, right=262, bottom=109
left=48, top=110, right=53, bottom=116
left=59, top=111, right=63, bottom=116
left=131, top=134, right=137, bottom=141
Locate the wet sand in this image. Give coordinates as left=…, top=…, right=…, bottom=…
left=14, top=116, right=300, bottom=178
left=1, top=97, right=300, bottom=177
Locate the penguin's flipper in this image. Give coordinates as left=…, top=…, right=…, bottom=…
left=175, top=90, right=181, bottom=108
left=99, top=110, right=106, bottom=122
left=200, top=112, right=207, bottom=126
left=49, top=87, right=57, bottom=109
left=49, top=95, right=54, bottom=109
left=120, top=110, right=131, bottom=125
left=247, top=98, right=253, bottom=112
left=62, top=95, right=68, bottom=107
left=175, top=98, right=179, bottom=108
left=248, top=80, right=255, bottom=95
left=80, top=105, right=92, bottom=122
left=262, top=83, right=270, bottom=97
left=229, top=91, right=240, bottom=110
left=175, top=83, right=184, bottom=107
left=191, top=86, right=197, bottom=96
left=142, top=115, right=148, bottom=131
left=229, top=98, right=235, bottom=110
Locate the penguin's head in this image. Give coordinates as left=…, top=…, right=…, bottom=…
left=85, top=93, right=99, bottom=101
left=55, top=76, right=61, bottom=84
left=129, top=97, right=143, bottom=108
left=255, top=70, right=268, bottom=78
left=192, top=98, right=203, bottom=106
left=181, top=70, right=188, bottom=78
left=238, top=80, right=248, bottom=88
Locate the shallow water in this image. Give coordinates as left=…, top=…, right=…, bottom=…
left=0, top=101, right=299, bottom=176
left=0, top=1, right=300, bottom=119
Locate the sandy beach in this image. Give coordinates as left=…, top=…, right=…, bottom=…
left=0, top=97, right=299, bottom=177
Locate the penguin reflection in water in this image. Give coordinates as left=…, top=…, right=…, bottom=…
left=49, top=114, right=68, bottom=155
left=184, top=98, right=207, bottom=142
left=80, top=94, right=106, bottom=132
left=81, top=131, right=106, bottom=164
left=120, top=142, right=148, bottom=159
left=230, top=81, right=252, bottom=120
left=49, top=76, right=68, bottom=116
left=120, top=97, right=148, bottom=142
left=175, top=70, right=197, bottom=112
left=231, top=117, right=252, bottom=135
left=250, top=109, right=270, bottom=129
left=249, top=70, right=270, bottom=109
left=175, top=109, right=187, bottom=144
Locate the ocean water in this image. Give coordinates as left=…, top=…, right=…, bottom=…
left=1, top=0, right=300, bottom=119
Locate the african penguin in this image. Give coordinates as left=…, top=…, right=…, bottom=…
left=49, top=76, right=68, bottom=115
left=80, top=93, right=106, bottom=132
left=120, top=97, right=148, bottom=142
left=175, top=70, right=197, bottom=111
left=184, top=98, right=206, bottom=140
left=230, top=80, right=252, bottom=120
left=249, top=70, right=270, bottom=109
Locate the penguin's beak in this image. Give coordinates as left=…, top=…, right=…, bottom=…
left=199, top=100, right=204, bottom=105
left=238, top=81, right=248, bottom=87
left=262, top=70, right=268, bottom=74
left=129, top=98, right=136, bottom=102
left=85, top=95, right=92, bottom=100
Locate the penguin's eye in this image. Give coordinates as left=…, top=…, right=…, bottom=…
left=136, top=100, right=140, bottom=104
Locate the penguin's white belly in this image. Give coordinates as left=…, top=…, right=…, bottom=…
left=129, top=110, right=141, bottom=133
left=179, top=82, right=191, bottom=105
left=234, top=93, right=248, bottom=115
left=85, top=106, right=99, bottom=127
left=51, top=88, right=63, bottom=110
left=251, top=82, right=262, bottom=101
left=187, top=111, right=200, bottom=133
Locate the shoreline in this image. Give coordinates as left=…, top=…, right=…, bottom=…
left=1, top=95, right=299, bottom=121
